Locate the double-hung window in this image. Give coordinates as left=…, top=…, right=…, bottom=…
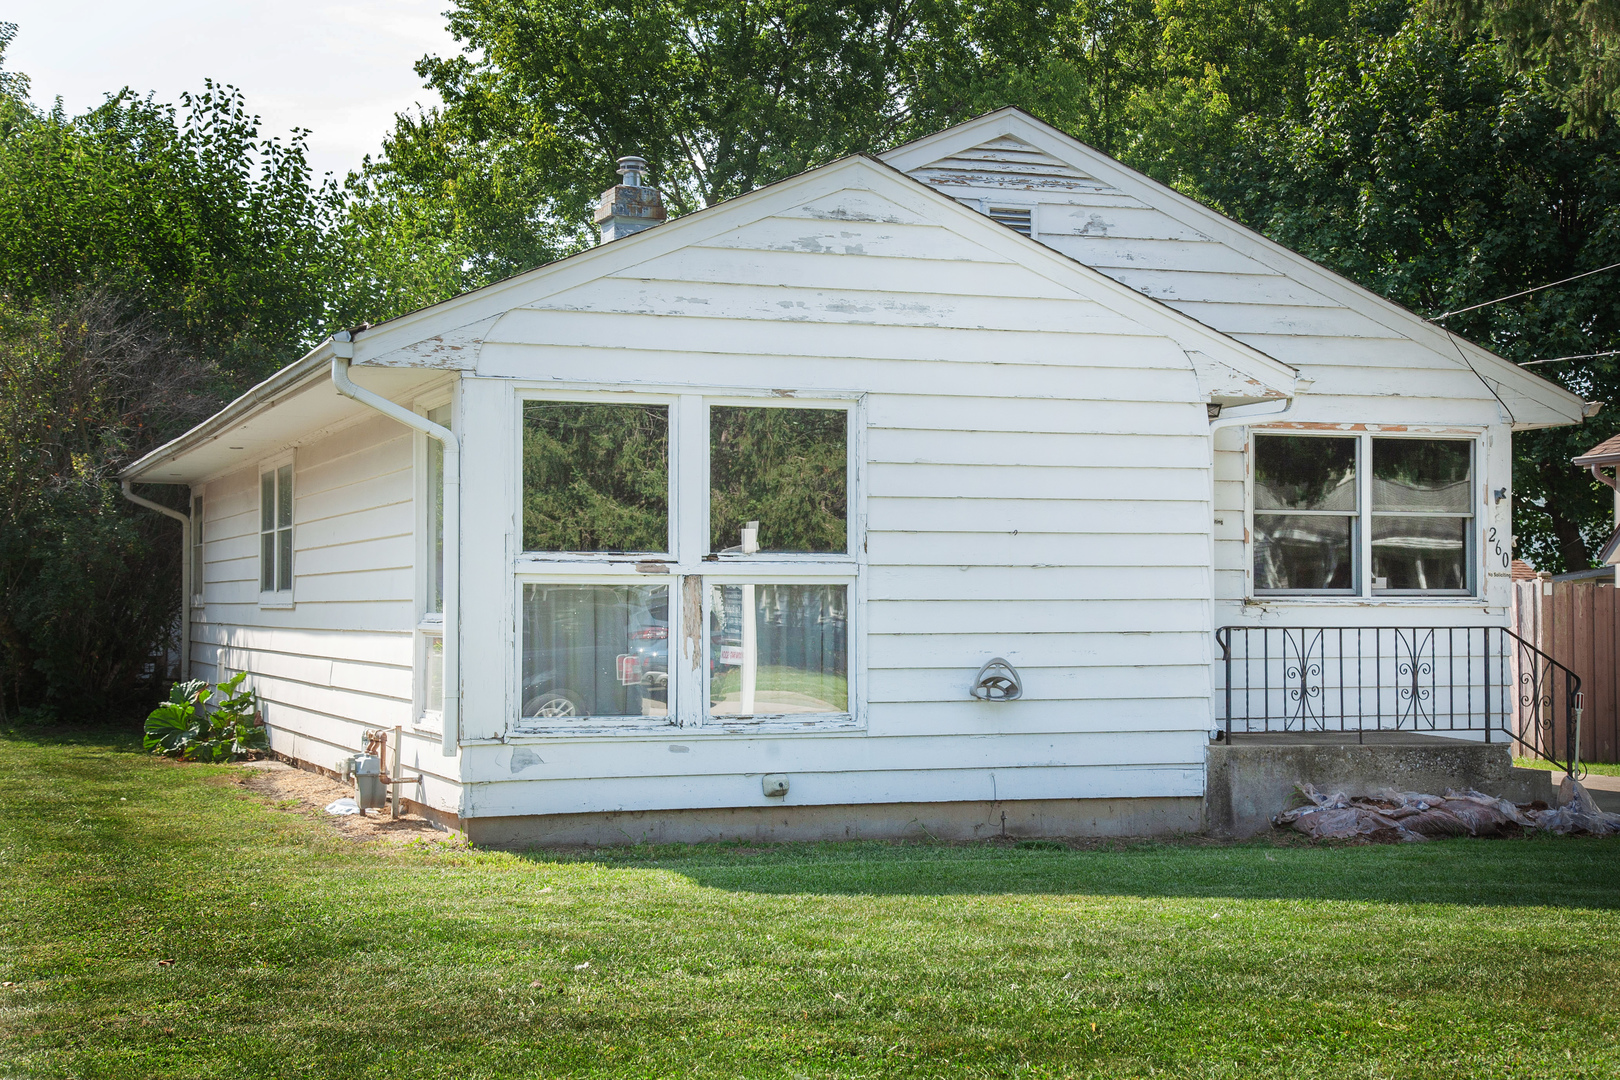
left=515, top=393, right=856, bottom=731
left=1253, top=433, right=1475, bottom=597
left=259, top=462, right=294, bottom=603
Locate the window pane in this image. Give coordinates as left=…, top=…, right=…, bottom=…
left=260, top=472, right=275, bottom=532
left=1373, top=439, right=1471, bottom=513
left=521, top=583, right=669, bottom=720
left=710, top=406, right=847, bottom=553
left=427, top=421, right=447, bottom=614
left=709, top=583, right=848, bottom=715
left=261, top=531, right=276, bottom=591
left=425, top=634, right=444, bottom=713
left=276, top=465, right=293, bottom=528
left=191, top=543, right=204, bottom=597
left=1254, top=515, right=1354, bottom=591
left=1254, top=436, right=1357, bottom=511
left=1373, top=516, right=1468, bottom=591
left=277, top=528, right=293, bottom=592
left=522, top=402, right=669, bottom=552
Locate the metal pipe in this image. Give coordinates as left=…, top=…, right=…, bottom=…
left=330, top=334, right=461, bottom=758
left=120, top=480, right=191, bottom=682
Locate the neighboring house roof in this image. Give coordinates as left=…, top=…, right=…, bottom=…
left=125, top=150, right=1298, bottom=484
left=1510, top=559, right=1540, bottom=581
left=879, top=108, right=1588, bottom=431
left=1573, top=433, right=1620, bottom=467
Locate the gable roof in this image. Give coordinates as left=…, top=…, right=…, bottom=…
left=880, top=108, right=1587, bottom=430
left=127, top=149, right=1303, bottom=483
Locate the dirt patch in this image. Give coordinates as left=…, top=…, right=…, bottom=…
left=233, top=759, right=459, bottom=845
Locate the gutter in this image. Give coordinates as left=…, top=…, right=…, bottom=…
left=119, top=346, right=333, bottom=482
left=120, top=481, right=192, bottom=682
left=330, top=331, right=462, bottom=758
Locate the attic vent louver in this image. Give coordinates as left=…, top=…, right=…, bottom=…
left=987, top=206, right=1033, bottom=236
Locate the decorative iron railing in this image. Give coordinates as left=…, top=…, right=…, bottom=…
left=1215, top=625, right=1581, bottom=776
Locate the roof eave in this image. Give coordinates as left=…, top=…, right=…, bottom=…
left=120, top=340, right=335, bottom=483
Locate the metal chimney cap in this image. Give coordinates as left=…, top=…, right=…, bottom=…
left=616, top=155, right=649, bottom=187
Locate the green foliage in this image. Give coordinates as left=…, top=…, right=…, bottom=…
left=143, top=672, right=264, bottom=762
left=0, top=291, right=218, bottom=720
left=521, top=402, right=670, bottom=551
left=0, top=77, right=345, bottom=389
left=1426, top=0, right=1620, bottom=134
left=0, top=32, right=352, bottom=718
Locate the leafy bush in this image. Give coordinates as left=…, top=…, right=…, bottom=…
left=143, top=673, right=265, bottom=762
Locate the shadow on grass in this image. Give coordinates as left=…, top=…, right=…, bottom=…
left=10, top=727, right=1618, bottom=912
left=517, top=832, right=1620, bottom=909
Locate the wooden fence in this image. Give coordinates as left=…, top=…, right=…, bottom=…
left=1512, top=575, right=1620, bottom=764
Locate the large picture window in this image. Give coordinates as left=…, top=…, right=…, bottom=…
left=1253, top=433, right=1475, bottom=596
left=516, top=394, right=857, bottom=731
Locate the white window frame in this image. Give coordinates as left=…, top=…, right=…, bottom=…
left=189, top=487, right=206, bottom=608
left=511, top=387, right=864, bottom=736
left=258, top=455, right=295, bottom=608
left=1249, top=429, right=1481, bottom=600
left=413, top=392, right=454, bottom=730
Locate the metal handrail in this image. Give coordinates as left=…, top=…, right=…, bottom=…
left=1215, top=625, right=1581, bottom=777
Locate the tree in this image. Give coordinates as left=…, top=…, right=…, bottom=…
left=0, top=33, right=348, bottom=716
left=1427, top=0, right=1620, bottom=134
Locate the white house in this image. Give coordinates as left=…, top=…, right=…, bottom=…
left=120, top=109, right=1589, bottom=843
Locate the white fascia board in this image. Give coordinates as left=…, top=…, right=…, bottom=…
left=348, top=153, right=1296, bottom=398
left=881, top=108, right=1585, bottom=427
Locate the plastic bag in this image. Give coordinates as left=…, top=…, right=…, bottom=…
left=325, top=797, right=360, bottom=816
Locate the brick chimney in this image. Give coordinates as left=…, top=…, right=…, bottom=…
left=594, top=155, right=667, bottom=242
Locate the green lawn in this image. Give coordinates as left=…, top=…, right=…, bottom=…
left=4, top=729, right=1620, bottom=1079
left=1514, top=756, right=1620, bottom=778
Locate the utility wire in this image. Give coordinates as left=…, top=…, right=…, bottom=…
left=1432, top=261, right=1620, bottom=320
left=1518, top=349, right=1620, bottom=367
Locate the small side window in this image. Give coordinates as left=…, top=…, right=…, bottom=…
left=190, top=494, right=205, bottom=606
left=260, top=463, right=293, bottom=600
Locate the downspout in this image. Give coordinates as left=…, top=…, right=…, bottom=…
left=1205, top=397, right=1295, bottom=736
left=330, top=332, right=461, bottom=758
left=120, top=480, right=191, bottom=682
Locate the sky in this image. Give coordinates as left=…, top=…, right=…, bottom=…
left=3, top=1, right=461, bottom=181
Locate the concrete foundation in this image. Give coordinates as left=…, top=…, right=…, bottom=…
left=1206, top=733, right=1555, bottom=837
left=461, top=796, right=1204, bottom=848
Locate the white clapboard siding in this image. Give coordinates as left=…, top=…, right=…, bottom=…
left=462, top=764, right=1206, bottom=819
left=188, top=414, right=453, bottom=809
left=450, top=173, right=1230, bottom=816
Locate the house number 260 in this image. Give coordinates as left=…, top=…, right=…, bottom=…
left=1488, top=528, right=1509, bottom=569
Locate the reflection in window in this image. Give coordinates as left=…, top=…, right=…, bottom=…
left=1254, top=516, right=1354, bottom=592
left=1254, top=436, right=1357, bottom=592
left=425, top=634, right=444, bottom=713
left=426, top=403, right=451, bottom=614
left=521, top=584, right=669, bottom=720
left=710, top=406, right=846, bottom=553
left=709, top=583, right=848, bottom=715
left=522, top=402, right=669, bottom=552
left=1372, top=439, right=1471, bottom=592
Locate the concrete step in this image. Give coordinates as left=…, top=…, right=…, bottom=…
left=1207, top=736, right=1544, bottom=837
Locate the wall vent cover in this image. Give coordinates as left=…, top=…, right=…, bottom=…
left=987, top=206, right=1033, bottom=236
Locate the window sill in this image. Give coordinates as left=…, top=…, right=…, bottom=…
left=258, top=596, right=295, bottom=610
left=509, top=715, right=862, bottom=739
left=1240, top=595, right=1495, bottom=609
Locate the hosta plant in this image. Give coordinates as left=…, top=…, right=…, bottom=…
left=143, top=672, right=266, bottom=762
